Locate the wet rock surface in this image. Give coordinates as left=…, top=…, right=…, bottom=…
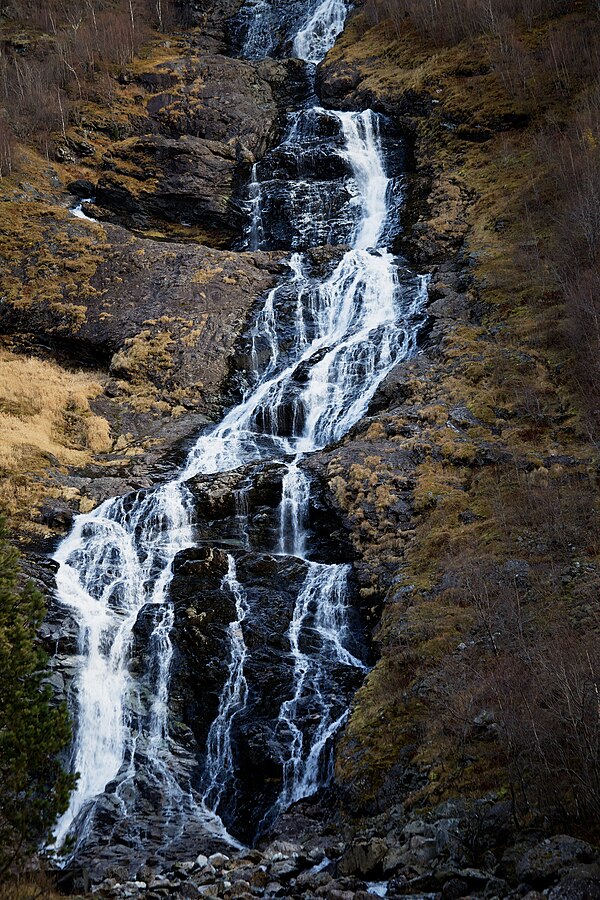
left=228, top=0, right=311, bottom=59
left=16, top=0, right=600, bottom=897
left=93, top=51, right=309, bottom=242
left=185, top=462, right=354, bottom=563
left=244, top=106, right=407, bottom=252
left=62, top=797, right=600, bottom=898
left=165, top=461, right=366, bottom=845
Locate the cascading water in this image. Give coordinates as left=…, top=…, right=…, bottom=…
left=53, top=483, right=192, bottom=848
left=236, top=0, right=348, bottom=61
left=51, top=0, right=428, bottom=867
left=246, top=164, right=264, bottom=252
left=293, top=0, right=349, bottom=65
left=201, top=556, right=250, bottom=813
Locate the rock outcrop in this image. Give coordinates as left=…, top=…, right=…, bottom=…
left=91, top=51, right=308, bottom=243
left=166, top=462, right=363, bottom=844
left=64, top=800, right=600, bottom=898
left=1, top=217, right=280, bottom=414
left=4, top=0, right=600, bottom=895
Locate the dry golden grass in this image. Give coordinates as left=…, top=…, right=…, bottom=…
left=0, top=350, right=111, bottom=471
left=0, top=350, right=111, bottom=527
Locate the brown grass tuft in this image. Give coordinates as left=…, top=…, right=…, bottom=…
left=0, top=350, right=111, bottom=525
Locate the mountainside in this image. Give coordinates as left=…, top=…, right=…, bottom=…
left=1, top=0, right=599, bottom=898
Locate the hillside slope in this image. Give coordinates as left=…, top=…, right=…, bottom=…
left=1, top=0, right=600, bottom=896
left=315, top=0, right=600, bottom=853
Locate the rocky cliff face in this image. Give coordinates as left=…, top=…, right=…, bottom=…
left=2, top=0, right=600, bottom=897
left=0, top=13, right=307, bottom=536
left=89, top=50, right=307, bottom=244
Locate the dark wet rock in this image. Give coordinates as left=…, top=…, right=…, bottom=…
left=516, top=836, right=600, bottom=889
left=186, top=461, right=354, bottom=565
left=228, top=0, right=312, bottom=60
left=39, top=607, right=80, bottom=657
left=440, top=876, right=470, bottom=899
left=62, top=776, right=234, bottom=886
left=337, top=838, right=388, bottom=877
left=0, top=217, right=279, bottom=420
left=96, top=135, right=243, bottom=243
left=91, top=51, right=308, bottom=242
left=248, top=107, right=407, bottom=252
left=548, top=867, right=600, bottom=900
left=169, top=547, right=310, bottom=841
left=68, top=177, right=96, bottom=197
left=187, top=462, right=287, bottom=553
left=19, top=551, right=60, bottom=594
left=163, top=451, right=367, bottom=845
left=38, top=500, right=75, bottom=531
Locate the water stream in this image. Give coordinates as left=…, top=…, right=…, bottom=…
left=52, top=0, right=428, bottom=863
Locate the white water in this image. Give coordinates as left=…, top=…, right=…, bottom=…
left=70, top=198, right=97, bottom=223
left=247, top=164, right=265, bottom=251
left=272, top=465, right=367, bottom=816
left=176, top=106, right=427, bottom=825
left=201, top=556, right=250, bottom=812
left=239, top=0, right=348, bottom=61
left=275, top=562, right=367, bottom=811
left=293, top=0, right=348, bottom=64
left=53, top=482, right=204, bottom=847
left=239, top=0, right=278, bottom=59
left=182, top=111, right=427, bottom=481
left=367, top=883, right=389, bottom=898
left=279, top=462, right=310, bottom=557
left=52, top=0, right=428, bottom=856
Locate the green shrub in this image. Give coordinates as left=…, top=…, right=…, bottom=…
left=0, top=517, right=74, bottom=881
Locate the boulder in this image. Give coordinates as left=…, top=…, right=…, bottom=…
left=517, top=836, right=600, bottom=888
left=337, top=838, right=388, bottom=877
left=548, top=867, right=600, bottom=900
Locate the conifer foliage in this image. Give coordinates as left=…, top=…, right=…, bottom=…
left=0, top=518, right=73, bottom=881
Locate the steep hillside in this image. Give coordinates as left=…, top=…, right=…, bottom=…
left=0, top=1, right=292, bottom=539
left=1, top=0, right=600, bottom=897
left=314, top=0, right=600, bottom=851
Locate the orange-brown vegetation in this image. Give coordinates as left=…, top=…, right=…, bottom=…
left=331, top=0, right=600, bottom=833
left=362, top=0, right=600, bottom=426
left=0, top=0, right=183, bottom=163
left=0, top=349, right=111, bottom=529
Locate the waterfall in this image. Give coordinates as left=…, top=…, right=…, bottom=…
left=201, top=556, right=251, bottom=812
left=293, top=0, right=349, bottom=65
left=238, top=0, right=277, bottom=59
left=53, top=483, right=194, bottom=848
left=52, top=0, right=429, bottom=861
left=238, top=0, right=348, bottom=61
left=275, top=563, right=367, bottom=811
left=279, top=463, right=310, bottom=557
left=246, top=164, right=264, bottom=251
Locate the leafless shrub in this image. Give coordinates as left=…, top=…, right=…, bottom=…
left=488, top=633, right=600, bottom=821
left=0, top=116, right=15, bottom=176
left=0, top=54, right=66, bottom=139
left=490, top=20, right=536, bottom=99
left=0, top=0, right=183, bottom=152
left=363, top=0, right=569, bottom=45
